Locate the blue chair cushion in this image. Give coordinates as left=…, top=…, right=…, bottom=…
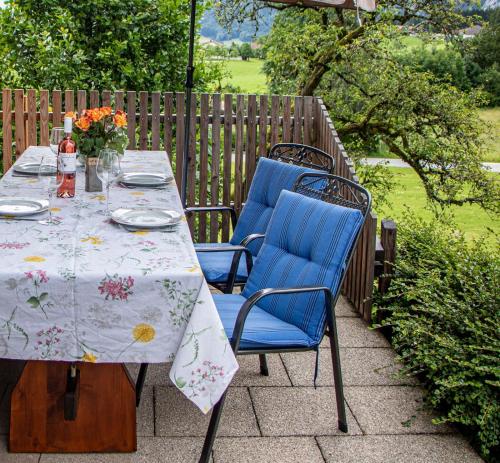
left=230, top=158, right=318, bottom=255
left=242, top=190, right=364, bottom=345
left=195, top=243, right=254, bottom=284
left=214, top=294, right=317, bottom=349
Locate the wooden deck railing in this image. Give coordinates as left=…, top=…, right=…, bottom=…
left=0, top=89, right=381, bottom=321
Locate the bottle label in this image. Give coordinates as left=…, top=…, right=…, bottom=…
left=64, top=117, right=73, bottom=134
left=59, top=153, right=76, bottom=173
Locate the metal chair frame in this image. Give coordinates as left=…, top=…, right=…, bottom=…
left=186, top=144, right=335, bottom=293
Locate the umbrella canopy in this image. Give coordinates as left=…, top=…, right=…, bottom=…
left=264, top=0, right=376, bottom=11
left=180, top=0, right=377, bottom=207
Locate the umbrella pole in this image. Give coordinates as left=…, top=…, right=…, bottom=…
left=181, top=0, right=197, bottom=208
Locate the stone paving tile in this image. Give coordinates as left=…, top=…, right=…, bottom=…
left=213, top=437, right=324, bottom=463
left=230, top=354, right=291, bottom=387
left=317, top=434, right=483, bottom=463
left=345, top=386, right=454, bottom=435
left=324, top=318, right=389, bottom=348
left=137, top=385, right=154, bottom=437
left=281, top=348, right=416, bottom=387
left=40, top=437, right=207, bottom=463
left=250, top=386, right=362, bottom=437
left=335, top=297, right=359, bottom=318
left=126, top=363, right=173, bottom=387
left=0, top=439, right=39, bottom=462
left=155, top=386, right=259, bottom=437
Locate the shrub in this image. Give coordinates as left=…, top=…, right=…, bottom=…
left=375, top=213, right=500, bottom=460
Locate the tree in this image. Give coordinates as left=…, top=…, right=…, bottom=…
left=0, top=0, right=213, bottom=92
left=239, top=42, right=253, bottom=60
left=461, top=7, right=500, bottom=105
left=215, top=0, right=499, bottom=212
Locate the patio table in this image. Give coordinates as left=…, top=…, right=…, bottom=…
left=0, top=146, right=238, bottom=452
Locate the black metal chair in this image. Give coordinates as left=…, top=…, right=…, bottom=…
left=186, top=144, right=335, bottom=294
left=268, top=143, right=335, bottom=173
left=194, top=172, right=371, bottom=463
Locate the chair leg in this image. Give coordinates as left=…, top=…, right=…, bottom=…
left=199, top=391, right=228, bottom=463
left=326, top=312, right=348, bottom=433
left=259, top=354, right=269, bottom=376
left=135, top=363, right=149, bottom=407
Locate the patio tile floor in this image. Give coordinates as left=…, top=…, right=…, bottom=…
left=0, top=297, right=480, bottom=462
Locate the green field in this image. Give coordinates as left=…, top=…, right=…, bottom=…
left=222, top=59, right=268, bottom=94
left=377, top=168, right=499, bottom=241
left=480, top=107, right=500, bottom=162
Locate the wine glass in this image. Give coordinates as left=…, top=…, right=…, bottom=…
left=50, top=127, right=65, bottom=155
left=38, top=154, right=63, bottom=225
left=96, top=149, right=121, bottom=216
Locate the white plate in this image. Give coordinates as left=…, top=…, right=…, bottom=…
left=13, top=162, right=56, bottom=176
left=119, top=172, right=173, bottom=187
left=0, top=197, right=49, bottom=216
left=111, top=208, right=182, bottom=228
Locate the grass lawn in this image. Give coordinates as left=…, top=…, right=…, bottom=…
left=222, top=59, right=268, bottom=94
left=377, top=167, right=499, bottom=242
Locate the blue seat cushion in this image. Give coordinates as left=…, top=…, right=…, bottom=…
left=243, top=190, right=364, bottom=345
left=195, top=243, right=254, bottom=284
left=214, top=294, right=317, bottom=350
left=230, top=158, right=318, bottom=256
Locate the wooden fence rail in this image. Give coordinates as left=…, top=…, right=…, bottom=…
left=0, top=88, right=379, bottom=320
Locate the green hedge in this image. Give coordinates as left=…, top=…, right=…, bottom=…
left=375, top=214, right=499, bottom=460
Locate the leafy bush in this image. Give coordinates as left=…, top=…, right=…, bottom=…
left=0, top=0, right=217, bottom=92
left=396, top=45, right=471, bottom=91
left=375, top=213, right=500, bottom=460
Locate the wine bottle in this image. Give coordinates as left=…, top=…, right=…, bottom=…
left=57, top=115, right=77, bottom=198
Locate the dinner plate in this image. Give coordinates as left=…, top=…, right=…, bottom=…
left=13, top=162, right=56, bottom=176
left=0, top=197, right=49, bottom=216
left=119, top=172, right=173, bottom=187
left=111, top=208, right=182, bottom=228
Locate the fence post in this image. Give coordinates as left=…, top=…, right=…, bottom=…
left=378, top=219, right=397, bottom=295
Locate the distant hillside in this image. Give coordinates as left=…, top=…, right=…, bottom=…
left=200, top=8, right=275, bottom=43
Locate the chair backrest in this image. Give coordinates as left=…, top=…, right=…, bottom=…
left=268, top=143, right=335, bottom=173
left=229, top=158, right=318, bottom=255
left=242, top=185, right=370, bottom=345
left=293, top=172, right=371, bottom=218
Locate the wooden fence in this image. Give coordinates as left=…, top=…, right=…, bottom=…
left=0, top=89, right=379, bottom=321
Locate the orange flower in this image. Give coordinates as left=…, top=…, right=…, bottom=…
left=100, top=106, right=112, bottom=116
left=65, top=111, right=77, bottom=120
left=86, top=108, right=104, bottom=122
left=75, top=115, right=91, bottom=131
left=113, top=110, right=127, bottom=128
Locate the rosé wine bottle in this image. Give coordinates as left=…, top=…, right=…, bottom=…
left=57, top=115, right=77, bottom=198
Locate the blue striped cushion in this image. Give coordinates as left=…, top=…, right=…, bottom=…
left=215, top=294, right=317, bottom=349
left=229, top=158, right=317, bottom=255
left=242, top=190, right=363, bottom=345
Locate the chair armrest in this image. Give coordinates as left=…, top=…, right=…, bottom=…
left=185, top=205, right=237, bottom=230
left=239, top=233, right=265, bottom=247
left=196, top=245, right=253, bottom=293
left=231, top=286, right=334, bottom=351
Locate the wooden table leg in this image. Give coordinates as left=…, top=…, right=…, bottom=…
left=9, top=361, right=137, bottom=453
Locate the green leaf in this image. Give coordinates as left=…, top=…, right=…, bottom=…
left=26, top=296, right=40, bottom=308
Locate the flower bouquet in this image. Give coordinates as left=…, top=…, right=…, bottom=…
left=72, top=107, right=128, bottom=192
left=73, top=107, right=128, bottom=159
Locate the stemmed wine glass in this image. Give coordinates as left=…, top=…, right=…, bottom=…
left=96, top=148, right=121, bottom=216
left=38, top=154, right=63, bottom=225
left=50, top=127, right=65, bottom=155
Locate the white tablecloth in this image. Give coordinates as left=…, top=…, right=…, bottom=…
left=0, top=147, right=238, bottom=413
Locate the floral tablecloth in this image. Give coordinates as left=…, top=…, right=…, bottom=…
left=0, top=146, right=238, bottom=413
